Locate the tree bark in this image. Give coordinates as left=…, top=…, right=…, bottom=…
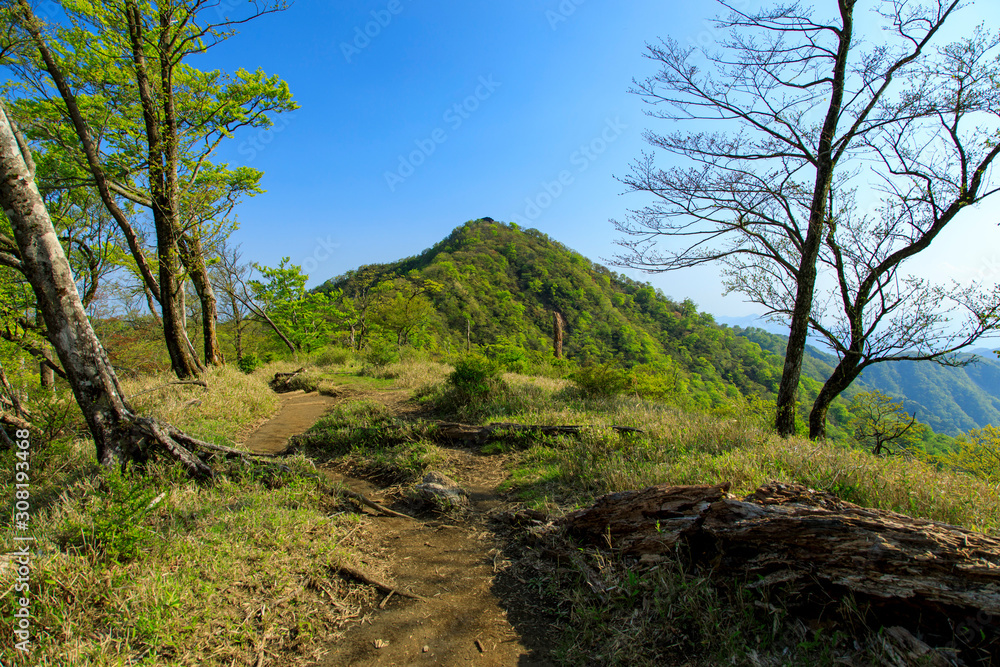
left=178, top=233, right=223, bottom=366
left=557, top=481, right=1000, bottom=660
left=808, top=352, right=863, bottom=440
left=0, top=98, right=212, bottom=477
left=775, top=0, right=855, bottom=438
left=123, top=0, right=202, bottom=379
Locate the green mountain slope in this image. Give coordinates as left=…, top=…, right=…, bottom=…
left=322, top=219, right=791, bottom=409
left=857, top=357, right=1000, bottom=435
left=320, top=219, right=996, bottom=437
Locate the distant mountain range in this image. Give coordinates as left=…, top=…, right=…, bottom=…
left=321, top=219, right=998, bottom=436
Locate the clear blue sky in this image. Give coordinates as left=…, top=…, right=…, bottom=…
left=196, top=0, right=1000, bottom=321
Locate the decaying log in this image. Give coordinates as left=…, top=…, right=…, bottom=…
left=434, top=421, right=643, bottom=445
left=556, top=481, right=1000, bottom=656
left=270, top=367, right=306, bottom=392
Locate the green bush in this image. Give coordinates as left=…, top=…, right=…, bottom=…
left=572, top=363, right=632, bottom=398
left=237, top=353, right=261, bottom=374
left=449, top=355, right=503, bottom=398
left=365, top=338, right=398, bottom=368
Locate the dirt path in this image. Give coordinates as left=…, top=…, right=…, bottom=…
left=240, top=390, right=342, bottom=454
left=242, top=387, right=556, bottom=666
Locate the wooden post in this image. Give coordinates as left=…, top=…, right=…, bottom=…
left=553, top=311, right=564, bottom=359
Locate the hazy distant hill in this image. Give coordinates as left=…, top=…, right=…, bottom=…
left=858, top=356, right=1000, bottom=435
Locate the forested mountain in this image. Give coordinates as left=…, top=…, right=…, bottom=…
left=857, top=358, right=1000, bottom=435
left=322, top=219, right=829, bottom=417
left=318, top=219, right=998, bottom=437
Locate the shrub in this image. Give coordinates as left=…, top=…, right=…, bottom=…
left=364, top=338, right=398, bottom=368
left=237, top=353, right=261, bottom=374
left=572, top=363, right=632, bottom=397
left=449, top=355, right=503, bottom=398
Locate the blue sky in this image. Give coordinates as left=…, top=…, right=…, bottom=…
left=197, top=0, right=1000, bottom=321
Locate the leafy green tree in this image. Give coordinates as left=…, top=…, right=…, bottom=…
left=251, top=259, right=341, bottom=354
left=941, top=426, right=1000, bottom=491
left=849, top=390, right=927, bottom=456
left=8, top=0, right=295, bottom=376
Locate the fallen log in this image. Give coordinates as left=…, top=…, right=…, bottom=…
left=270, top=367, right=306, bottom=393
left=556, top=481, right=1000, bottom=659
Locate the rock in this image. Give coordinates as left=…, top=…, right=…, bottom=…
left=414, top=471, right=469, bottom=509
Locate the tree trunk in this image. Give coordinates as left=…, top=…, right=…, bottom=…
left=775, top=1, right=855, bottom=437
left=0, top=99, right=211, bottom=477
left=124, top=0, right=201, bottom=379
left=552, top=310, right=564, bottom=359
left=37, top=310, right=54, bottom=389
left=808, top=353, right=862, bottom=440
left=178, top=235, right=225, bottom=366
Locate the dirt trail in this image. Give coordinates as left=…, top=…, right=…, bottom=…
left=240, top=390, right=342, bottom=454
left=241, top=388, right=556, bottom=666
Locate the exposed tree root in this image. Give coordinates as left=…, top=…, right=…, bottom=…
left=333, top=564, right=426, bottom=601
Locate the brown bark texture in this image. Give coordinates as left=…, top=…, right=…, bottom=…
left=556, top=481, right=1000, bottom=657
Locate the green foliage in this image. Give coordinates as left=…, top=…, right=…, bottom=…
left=237, top=352, right=262, bottom=374
left=449, top=355, right=504, bottom=398
left=59, top=471, right=164, bottom=564
left=940, top=425, right=1000, bottom=489
left=364, top=337, right=399, bottom=368
left=252, top=258, right=343, bottom=353
left=849, top=390, right=928, bottom=456
left=572, top=363, right=632, bottom=397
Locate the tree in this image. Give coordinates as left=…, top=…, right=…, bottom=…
left=251, top=259, right=343, bottom=354
left=0, top=97, right=212, bottom=476
left=731, top=30, right=1000, bottom=440
left=848, top=390, right=926, bottom=456
left=941, top=425, right=1000, bottom=492
left=9, top=0, right=295, bottom=377
left=614, top=0, right=969, bottom=436
left=372, top=277, right=442, bottom=349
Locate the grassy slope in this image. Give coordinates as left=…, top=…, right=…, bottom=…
left=0, top=365, right=370, bottom=666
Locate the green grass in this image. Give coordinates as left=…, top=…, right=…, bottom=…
left=0, top=365, right=371, bottom=666
left=291, top=400, right=443, bottom=484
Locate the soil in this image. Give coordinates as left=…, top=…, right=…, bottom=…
left=241, top=387, right=559, bottom=666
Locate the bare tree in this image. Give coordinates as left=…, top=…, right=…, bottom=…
left=728, top=30, right=1000, bottom=439
left=614, top=0, right=967, bottom=436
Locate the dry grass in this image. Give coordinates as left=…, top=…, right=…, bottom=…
left=482, top=390, right=1000, bottom=533
left=121, top=365, right=281, bottom=445
left=0, top=365, right=373, bottom=666
left=362, top=359, right=452, bottom=389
